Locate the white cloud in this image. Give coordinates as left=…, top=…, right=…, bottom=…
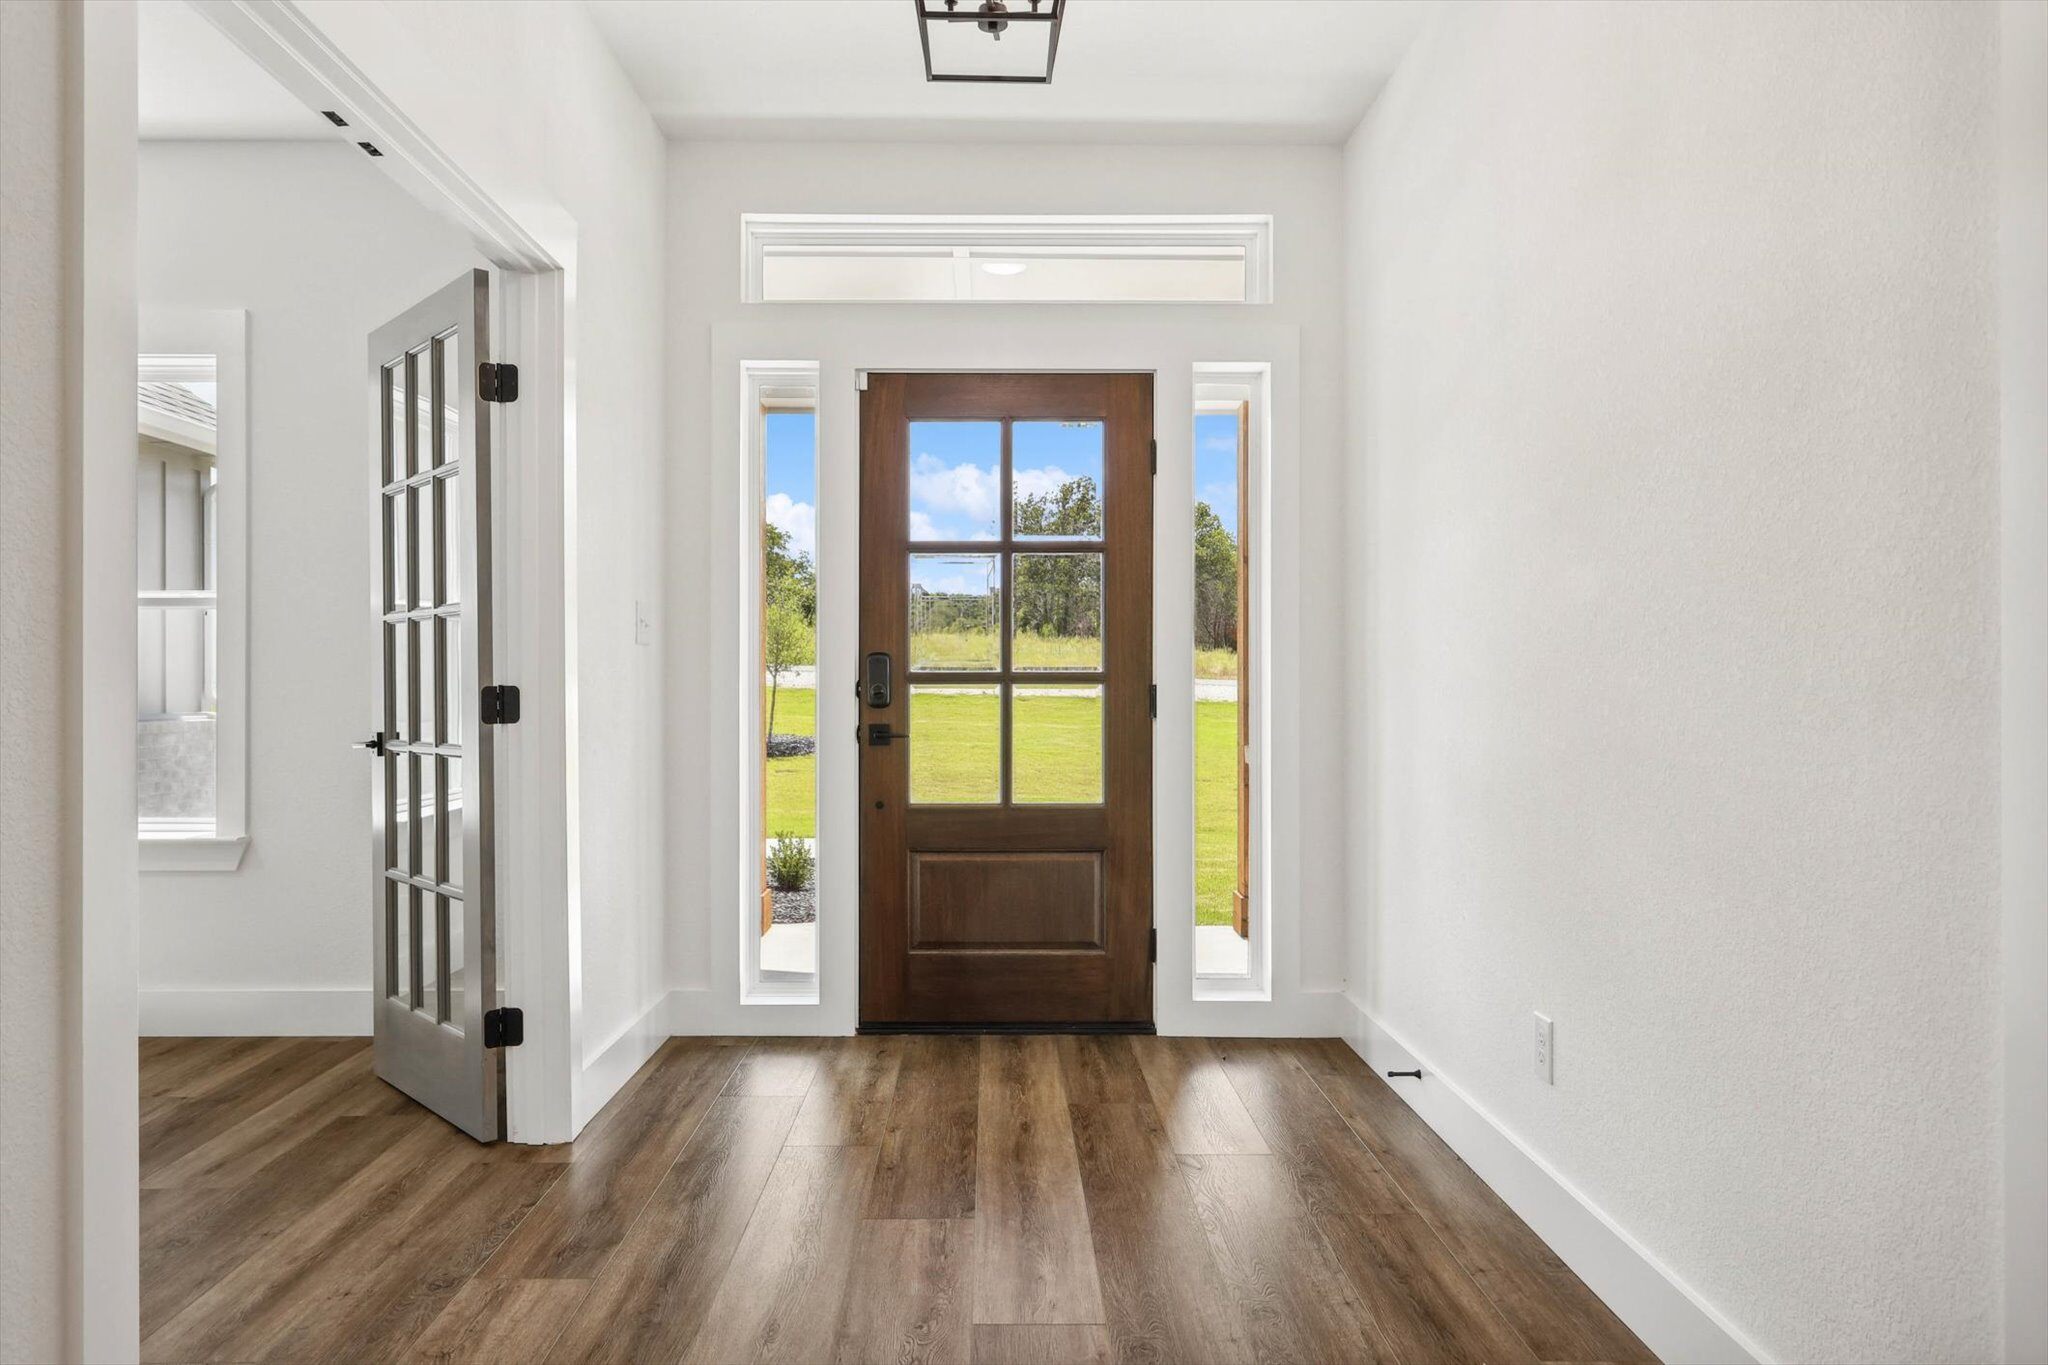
left=910, top=510, right=941, bottom=541
left=765, top=492, right=815, bottom=560
left=910, top=452, right=998, bottom=536
left=1013, top=464, right=1078, bottom=502
left=1200, top=432, right=1238, bottom=454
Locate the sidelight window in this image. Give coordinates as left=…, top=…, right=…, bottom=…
left=1194, top=389, right=1252, bottom=978
left=755, top=370, right=819, bottom=981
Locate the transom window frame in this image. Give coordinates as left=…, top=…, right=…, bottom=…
left=138, top=309, right=249, bottom=873
left=741, top=214, right=1277, bottom=306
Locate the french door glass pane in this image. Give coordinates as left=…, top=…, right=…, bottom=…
left=387, top=879, right=406, bottom=1000
left=443, top=469, right=462, bottom=605
left=1012, top=553, right=1103, bottom=671
left=445, top=753, right=464, bottom=894
left=910, top=554, right=1000, bottom=671
left=1011, top=684, right=1103, bottom=804
left=418, top=885, right=438, bottom=1016
left=1012, top=420, right=1103, bottom=539
left=909, top=684, right=999, bottom=804
left=434, top=331, right=458, bottom=468
left=385, top=492, right=406, bottom=614
left=909, top=420, right=1000, bottom=542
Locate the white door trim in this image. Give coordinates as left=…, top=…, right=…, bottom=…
left=185, top=0, right=583, bottom=1147
left=688, top=317, right=1324, bottom=1039
left=77, top=17, right=584, bottom=1351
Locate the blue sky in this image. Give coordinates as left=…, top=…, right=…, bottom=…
left=766, top=409, right=1238, bottom=566
left=1195, top=411, right=1238, bottom=535
left=908, top=420, right=1105, bottom=542
left=764, top=411, right=816, bottom=560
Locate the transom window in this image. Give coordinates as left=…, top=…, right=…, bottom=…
left=743, top=214, right=1275, bottom=304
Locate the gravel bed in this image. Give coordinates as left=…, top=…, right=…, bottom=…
left=770, top=887, right=816, bottom=924
left=766, top=734, right=816, bottom=759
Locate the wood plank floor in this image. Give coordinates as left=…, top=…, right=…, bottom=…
left=140, top=1035, right=1655, bottom=1364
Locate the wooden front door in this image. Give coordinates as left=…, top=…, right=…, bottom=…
left=859, top=373, right=1153, bottom=1027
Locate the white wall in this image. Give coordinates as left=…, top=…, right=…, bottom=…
left=290, top=0, right=669, bottom=1100
left=661, top=141, right=1348, bottom=1031
left=2000, top=2, right=2048, bottom=1359
left=1, top=3, right=73, bottom=1355
left=135, top=141, right=485, bottom=1030
left=1345, top=3, right=2002, bottom=1361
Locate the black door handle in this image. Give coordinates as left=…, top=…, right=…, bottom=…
left=354, top=733, right=386, bottom=756
left=867, top=723, right=906, bottom=747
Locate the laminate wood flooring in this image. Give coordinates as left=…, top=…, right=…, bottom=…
left=139, top=1034, right=1654, bottom=1364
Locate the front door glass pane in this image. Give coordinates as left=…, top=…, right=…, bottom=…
left=1013, top=552, right=1103, bottom=671
left=911, top=554, right=1000, bottom=671
left=1012, top=420, right=1104, bottom=539
left=1011, top=683, right=1104, bottom=804
left=909, top=684, right=999, bottom=804
left=909, top=420, right=1000, bottom=542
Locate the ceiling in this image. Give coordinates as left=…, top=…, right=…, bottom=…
left=139, top=0, right=331, bottom=140
left=582, top=0, right=1433, bottom=144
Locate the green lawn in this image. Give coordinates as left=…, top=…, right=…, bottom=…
left=764, top=685, right=1240, bottom=926
left=910, top=630, right=1106, bottom=671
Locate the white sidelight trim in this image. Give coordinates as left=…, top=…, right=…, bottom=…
left=704, top=319, right=1314, bottom=1038
left=1341, top=999, right=1768, bottom=1365
left=741, top=213, right=1276, bottom=305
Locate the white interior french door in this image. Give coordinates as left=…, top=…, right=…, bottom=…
left=367, top=269, right=501, bottom=1141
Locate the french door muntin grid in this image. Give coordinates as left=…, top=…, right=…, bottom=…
left=380, top=333, right=465, bottom=1027
left=905, top=416, right=1106, bottom=807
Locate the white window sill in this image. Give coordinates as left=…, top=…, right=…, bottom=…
left=743, top=975, right=820, bottom=1006
left=139, top=835, right=248, bottom=873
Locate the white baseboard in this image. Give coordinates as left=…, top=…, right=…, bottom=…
left=572, top=989, right=674, bottom=1132
left=140, top=987, right=371, bottom=1036
left=1341, top=997, right=1767, bottom=1365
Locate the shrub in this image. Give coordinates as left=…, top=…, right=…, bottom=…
left=767, top=834, right=814, bottom=892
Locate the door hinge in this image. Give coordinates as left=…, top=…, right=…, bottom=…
left=481, top=684, right=521, bottom=725
left=479, top=361, right=519, bottom=403
left=1150, top=683, right=1157, bottom=719
left=483, top=1006, right=524, bottom=1048
left=1149, top=928, right=1158, bottom=963
left=1149, top=438, right=1157, bottom=475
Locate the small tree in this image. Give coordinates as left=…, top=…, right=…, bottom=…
left=1193, top=500, right=1238, bottom=653
left=764, top=597, right=809, bottom=744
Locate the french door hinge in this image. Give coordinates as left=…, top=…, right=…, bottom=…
left=1149, top=928, right=1157, bottom=963
left=481, top=684, right=521, bottom=725
left=479, top=361, right=519, bottom=403
left=483, top=1006, right=524, bottom=1048
left=1150, top=683, right=1157, bottom=719
left=1150, top=438, right=1157, bottom=475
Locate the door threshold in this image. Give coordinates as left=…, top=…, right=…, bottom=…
left=858, top=1021, right=1157, bottom=1036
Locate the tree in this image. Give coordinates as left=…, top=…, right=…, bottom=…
left=763, top=520, right=817, bottom=746
left=1014, top=476, right=1104, bottom=643
left=763, top=597, right=809, bottom=743
left=764, top=522, right=816, bottom=626
left=1193, top=501, right=1238, bottom=652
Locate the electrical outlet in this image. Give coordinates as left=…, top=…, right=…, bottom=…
left=634, top=599, right=652, bottom=646
left=1533, top=1012, right=1554, bottom=1084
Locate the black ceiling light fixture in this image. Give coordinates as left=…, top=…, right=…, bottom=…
left=913, top=0, right=1067, bottom=85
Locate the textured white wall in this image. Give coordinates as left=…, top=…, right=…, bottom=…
left=1, top=2, right=71, bottom=1356
left=1344, top=3, right=2001, bottom=1360
left=135, top=141, right=484, bottom=1009
left=661, top=141, right=1349, bottom=1018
